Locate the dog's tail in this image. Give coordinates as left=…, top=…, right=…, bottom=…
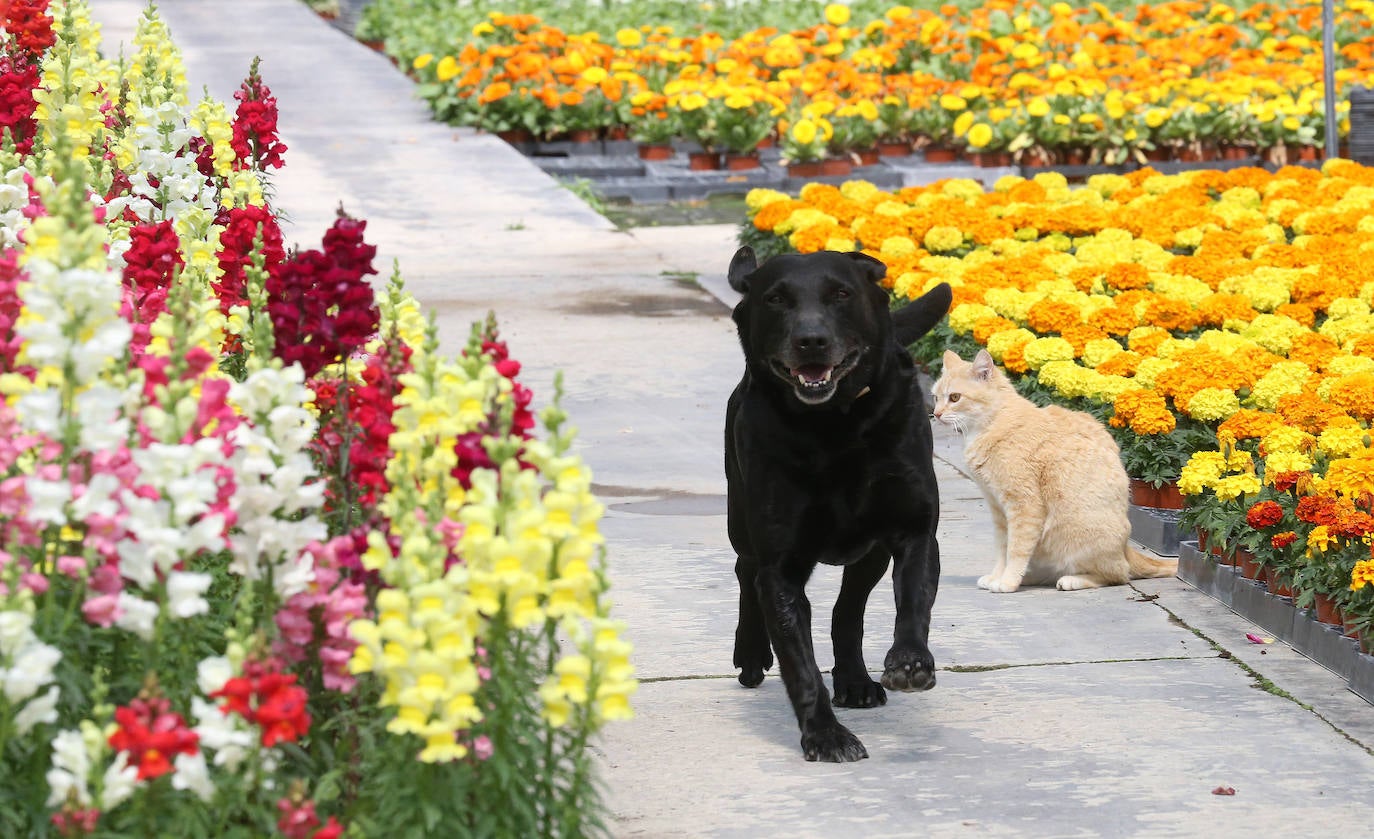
left=892, top=282, right=953, bottom=347
left=1127, top=546, right=1178, bottom=579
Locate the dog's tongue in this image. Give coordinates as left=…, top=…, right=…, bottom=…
left=793, top=364, right=833, bottom=386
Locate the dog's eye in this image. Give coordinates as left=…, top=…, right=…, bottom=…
left=948, top=393, right=961, bottom=403
left=764, top=293, right=785, bottom=306
left=832, top=288, right=850, bottom=301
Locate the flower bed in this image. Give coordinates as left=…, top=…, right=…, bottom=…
left=361, top=0, right=1372, bottom=163
left=738, top=161, right=1374, bottom=654
left=0, top=2, right=633, bottom=835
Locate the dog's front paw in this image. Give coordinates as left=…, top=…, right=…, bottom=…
left=832, top=671, right=887, bottom=709
left=881, top=648, right=936, bottom=692
left=800, top=723, right=868, bottom=762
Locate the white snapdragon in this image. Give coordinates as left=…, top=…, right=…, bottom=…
left=0, top=611, right=62, bottom=707
left=226, top=364, right=326, bottom=598
left=190, top=696, right=254, bottom=771
left=45, top=729, right=92, bottom=808
left=120, top=101, right=219, bottom=224
left=165, top=571, right=212, bottom=618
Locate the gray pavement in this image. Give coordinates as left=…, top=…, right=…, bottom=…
left=91, top=3, right=1374, bottom=836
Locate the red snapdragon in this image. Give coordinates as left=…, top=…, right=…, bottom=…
left=211, top=658, right=312, bottom=747
left=231, top=57, right=287, bottom=171
left=266, top=212, right=378, bottom=379
left=107, top=695, right=200, bottom=781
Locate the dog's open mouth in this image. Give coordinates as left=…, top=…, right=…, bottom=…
left=771, top=350, right=861, bottom=405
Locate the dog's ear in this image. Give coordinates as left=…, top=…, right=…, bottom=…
left=972, top=349, right=997, bottom=381
left=728, top=246, right=758, bottom=294
left=842, top=251, right=888, bottom=285
left=891, top=282, right=953, bottom=346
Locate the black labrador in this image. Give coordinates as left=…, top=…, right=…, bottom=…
left=725, top=245, right=952, bottom=762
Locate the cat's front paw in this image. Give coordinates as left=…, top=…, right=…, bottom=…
left=984, top=576, right=1021, bottom=593
left=977, top=574, right=995, bottom=590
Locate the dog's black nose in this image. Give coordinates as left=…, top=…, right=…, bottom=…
left=793, top=331, right=830, bottom=352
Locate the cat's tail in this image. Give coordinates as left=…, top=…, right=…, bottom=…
left=1127, top=546, right=1178, bottom=579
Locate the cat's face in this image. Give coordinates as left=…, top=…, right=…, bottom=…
left=931, top=349, right=999, bottom=432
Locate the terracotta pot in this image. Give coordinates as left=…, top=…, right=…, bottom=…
left=1290, top=144, right=1321, bottom=162
left=1234, top=549, right=1262, bottom=581
left=637, top=143, right=674, bottom=161
left=1020, top=148, right=1054, bottom=167
left=1153, top=482, right=1185, bottom=510
left=723, top=152, right=761, bottom=171
left=1063, top=148, right=1090, bottom=165
left=1314, top=592, right=1344, bottom=625
left=1264, top=567, right=1294, bottom=598
left=605, top=125, right=630, bottom=141
left=1220, top=144, right=1254, bottom=161
left=756, top=135, right=776, bottom=150
left=687, top=150, right=721, bottom=171
left=787, top=160, right=824, bottom=178
left=820, top=158, right=853, bottom=176
left=496, top=129, right=533, bottom=145
left=1343, top=616, right=1362, bottom=639
left=855, top=148, right=881, bottom=167
left=1144, top=147, right=1171, bottom=162
left=878, top=141, right=912, bottom=157
left=568, top=129, right=599, bottom=144
left=971, top=151, right=1013, bottom=167
left=1129, top=478, right=1158, bottom=508
left=923, top=146, right=959, bottom=163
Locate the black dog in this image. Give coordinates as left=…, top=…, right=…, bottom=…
left=725, top=246, right=952, bottom=762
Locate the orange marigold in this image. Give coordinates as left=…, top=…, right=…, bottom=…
left=1026, top=299, right=1083, bottom=334
left=973, top=315, right=1018, bottom=345
left=1276, top=390, right=1353, bottom=435
left=1096, top=350, right=1144, bottom=378
left=1217, top=409, right=1286, bottom=441
left=1286, top=332, right=1340, bottom=371
left=1195, top=293, right=1257, bottom=328
left=1324, top=372, right=1374, bottom=422
left=1273, top=302, right=1316, bottom=328
left=1102, top=262, right=1152, bottom=291
left=1002, top=341, right=1030, bottom=374
left=1142, top=297, right=1199, bottom=333
left=753, top=199, right=802, bottom=232
left=1088, top=305, right=1138, bottom=337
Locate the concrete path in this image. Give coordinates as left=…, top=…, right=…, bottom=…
left=91, top=3, right=1374, bottom=836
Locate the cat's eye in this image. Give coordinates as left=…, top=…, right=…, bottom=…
left=948, top=393, right=961, bottom=403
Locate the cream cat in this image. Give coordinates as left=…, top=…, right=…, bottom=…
left=931, top=349, right=1177, bottom=592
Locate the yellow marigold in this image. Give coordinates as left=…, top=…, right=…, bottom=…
left=1261, top=450, right=1314, bottom=479
left=1082, top=338, right=1124, bottom=368
left=1248, top=361, right=1311, bottom=411
left=986, top=327, right=1035, bottom=363
left=746, top=188, right=792, bottom=212
left=1318, top=424, right=1370, bottom=459
left=1187, top=387, right=1240, bottom=422
left=880, top=236, right=918, bottom=259
left=1213, top=472, right=1262, bottom=502
left=1307, top=525, right=1336, bottom=554
left=1259, top=424, right=1314, bottom=455
left=923, top=225, right=965, bottom=253
left=1324, top=453, right=1374, bottom=500
left=1351, top=559, right=1374, bottom=591
left=1242, top=313, right=1310, bottom=355
left=752, top=198, right=802, bottom=232
left=774, top=207, right=837, bottom=236
left=1178, top=451, right=1227, bottom=495
left=949, top=303, right=997, bottom=335
left=1132, top=357, right=1177, bottom=389
left=1022, top=337, right=1075, bottom=371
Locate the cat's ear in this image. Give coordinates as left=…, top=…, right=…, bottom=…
left=942, top=349, right=963, bottom=369
left=972, top=349, right=997, bottom=381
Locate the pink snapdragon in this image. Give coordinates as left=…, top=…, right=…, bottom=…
left=274, top=535, right=371, bottom=693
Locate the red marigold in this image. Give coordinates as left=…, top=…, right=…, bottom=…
left=1271, top=531, right=1298, bottom=549
left=1245, top=500, right=1283, bottom=529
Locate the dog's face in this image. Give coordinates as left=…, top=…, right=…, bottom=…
left=729, top=247, right=890, bottom=406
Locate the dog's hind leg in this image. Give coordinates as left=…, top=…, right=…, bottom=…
left=756, top=565, right=868, bottom=762
left=831, top=548, right=890, bottom=709
left=733, top=555, right=773, bottom=687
